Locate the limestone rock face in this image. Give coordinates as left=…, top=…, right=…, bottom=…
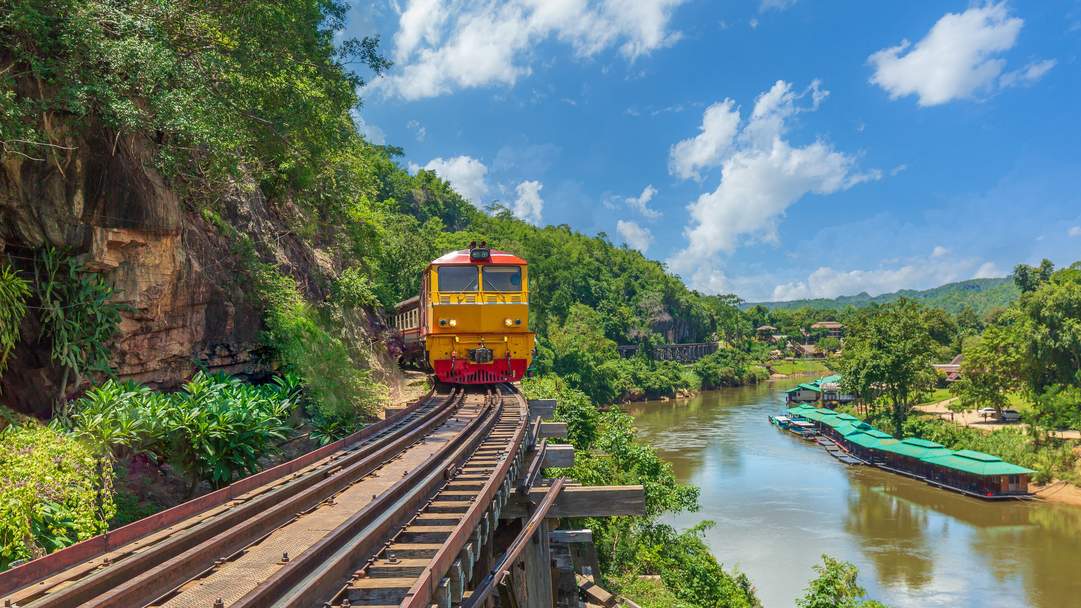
left=0, top=129, right=396, bottom=416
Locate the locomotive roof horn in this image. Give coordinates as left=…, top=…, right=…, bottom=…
left=468, top=240, right=477, bottom=249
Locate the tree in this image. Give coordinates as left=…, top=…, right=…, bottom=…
left=797, top=555, right=889, bottom=608
left=950, top=325, right=1022, bottom=417
left=839, top=299, right=937, bottom=433
left=818, top=336, right=842, bottom=355
left=1012, top=259, right=1055, bottom=293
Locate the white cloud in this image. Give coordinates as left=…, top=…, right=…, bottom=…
left=1000, top=59, right=1057, bottom=88
left=868, top=3, right=1051, bottom=106
left=973, top=261, right=1002, bottom=279
left=760, top=0, right=796, bottom=11
left=511, top=180, right=544, bottom=224
left=406, top=119, right=427, bottom=142
left=376, top=0, right=685, bottom=100
left=421, top=155, right=491, bottom=204
left=931, top=245, right=949, bottom=258
left=616, top=220, right=653, bottom=252
left=669, top=99, right=740, bottom=180
left=620, top=185, right=661, bottom=219
left=770, top=255, right=999, bottom=301
left=667, top=80, right=880, bottom=292
left=1069, top=226, right=1081, bottom=237
left=351, top=111, right=385, bottom=145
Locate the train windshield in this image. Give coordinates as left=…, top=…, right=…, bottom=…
left=437, top=266, right=479, bottom=291
left=482, top=266, right=522, bottom=292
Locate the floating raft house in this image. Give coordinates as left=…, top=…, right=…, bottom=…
left=784, top=404, right=1033, bottom=499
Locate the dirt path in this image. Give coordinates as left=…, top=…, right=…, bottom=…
left=1030, top=481, right=1081, bottom=507
left=915, top=398, right=1081, bottom=440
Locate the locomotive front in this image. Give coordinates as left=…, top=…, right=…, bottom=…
left=419, top=242, right=534, bottom=384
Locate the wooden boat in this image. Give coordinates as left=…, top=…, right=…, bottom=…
left=787, top=420, right=817, bottom=439
left=768, top=415, right=792, bottom=429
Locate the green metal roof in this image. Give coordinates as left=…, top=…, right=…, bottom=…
left=920, top=450, right=1035, bottom=476
left=862, top=429, right=894, bottom=439
left=822, top=416, right=851, bottom=428
left=814, top=408, right=837, bottom=416
left=836, top=413, right=859, bottom=422
left=833, top=422, right=869, bottom=437
left=786, top=406, right=817, bottom=417
left=818, top=374, right=842, bottom=384
left=875, top=437, right=952, bottom=459
left=846, top=432, right=898, bottom=449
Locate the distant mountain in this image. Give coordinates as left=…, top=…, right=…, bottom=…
left=751, top=277, right=1020, bottom=315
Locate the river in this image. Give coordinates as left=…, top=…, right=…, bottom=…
left=624, top=381, right=1081, bottom=608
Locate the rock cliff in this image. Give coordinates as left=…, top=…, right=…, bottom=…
left=0, top=127, right=399, bottom=416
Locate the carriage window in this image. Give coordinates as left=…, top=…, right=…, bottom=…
left=482, top=267, right=522, bottom=292
left=437, top=266, right=479, bottom=291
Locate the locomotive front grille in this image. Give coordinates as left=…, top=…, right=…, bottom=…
left=468, top=347, right=494, bottom=363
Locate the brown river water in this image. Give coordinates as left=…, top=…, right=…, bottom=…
left=624, top=381, right=1081, bottom=608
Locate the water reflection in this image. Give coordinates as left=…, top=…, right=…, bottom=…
left=627, top=383, right=1081, bottom=608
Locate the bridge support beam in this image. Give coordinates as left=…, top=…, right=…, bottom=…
left=520, top=519, right=554, bottom=608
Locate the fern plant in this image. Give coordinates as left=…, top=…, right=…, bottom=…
left=0, top=263, right=30, bottom=382
left=33, top=247, right=125, bottom=407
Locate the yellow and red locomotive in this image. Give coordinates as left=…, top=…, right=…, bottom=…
left=393, top=242, right=534, bottom=384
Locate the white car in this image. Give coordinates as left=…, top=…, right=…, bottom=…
left=999, top=409, right=1022, bottom=422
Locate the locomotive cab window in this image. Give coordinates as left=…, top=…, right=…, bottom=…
left=437, top=266, right=479, bottom=292
left=481, top=266, right=522, bottom=292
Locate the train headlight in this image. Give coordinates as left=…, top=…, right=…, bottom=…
left=448, top=319, right=457, bottom=327
left=504, top=318, right=513, bottom=327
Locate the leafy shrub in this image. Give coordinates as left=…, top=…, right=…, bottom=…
left=253, top=265, right=385, bottom=423
left=0, top=421, right=113, bottom=570
left=332, top=266, right=378, bottom=309
left=797, top=555, right=888, bottom=608
left=0, top=263, right=30, bottom=379
left=66, top=373, right=300, bottom=495
left=33, top=247, right=125, bottom=405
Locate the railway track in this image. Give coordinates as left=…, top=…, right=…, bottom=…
left=0, top=384, right=546, bottom=608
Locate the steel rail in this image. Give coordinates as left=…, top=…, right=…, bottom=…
left=460, top=477, right=566, bottom=608
left=15, top=388, right=466, bottom=608
left=518, top=438, right=547, bottom=495
left=229, top=389, right=505, bottom=608
left=0, top=386, right=437, bottom=598
left=399, top=383, right=530, bottom=608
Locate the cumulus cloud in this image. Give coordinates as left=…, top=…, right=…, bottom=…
left=973, top=261, right=1002, bottom=279
left=608, top=184, right=662, bottom=219
left=667, top=80, right=879, bottom=292
left=869, top=3, right=1052, bottom=106
left=351, top=111, right=385, bottom=145
left=931, top=245, right=949, bottom=258
left=616, top=220, right=653, bottom=252
left=669, top=99, right=740, bottom=180
left=1069, top=226, right=1081, bottom=237
left=770, top=255, right=1002, bottom=301
left=376, top=0, right=685, bottom=100
left=420, top=155, right=491, bottom=204
left=511, top=180, right=544, bottom=224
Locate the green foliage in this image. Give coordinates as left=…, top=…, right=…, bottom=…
left=0, top=263, right=30, bottom=378
left=33, top=247, right=124, bottom=404
left=0, top=0, right=388, bottom=191
left=0, top=420, right=113, bottom=570
left=693, top=349, right=765, bottom=389
left=332, top=266, right=378, bottom=309
left=252, top=264, right=384, bottom=424
left=840, top=299, right=938, bottom=432
left=951, top=324, right=1023, bottom=415
left=796, top=555, right=888, bottom=608
left=65, top=373, right=299, bottom=493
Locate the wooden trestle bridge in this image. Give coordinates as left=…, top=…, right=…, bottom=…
left=617, top=341, right=719, bottom=363
left=0, top=385, right=642, bottom=608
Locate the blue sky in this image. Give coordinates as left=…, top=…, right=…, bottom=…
left=346, top=1, right=1081, bottom=302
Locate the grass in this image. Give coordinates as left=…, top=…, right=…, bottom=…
left=916, top=387, right=953, bottom=406
left=769, top=359, right=833, bottom=376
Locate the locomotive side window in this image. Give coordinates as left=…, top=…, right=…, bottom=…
left=437, top=266, right=479, bottom=292
left=481, top=266, right=522, bottom=292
